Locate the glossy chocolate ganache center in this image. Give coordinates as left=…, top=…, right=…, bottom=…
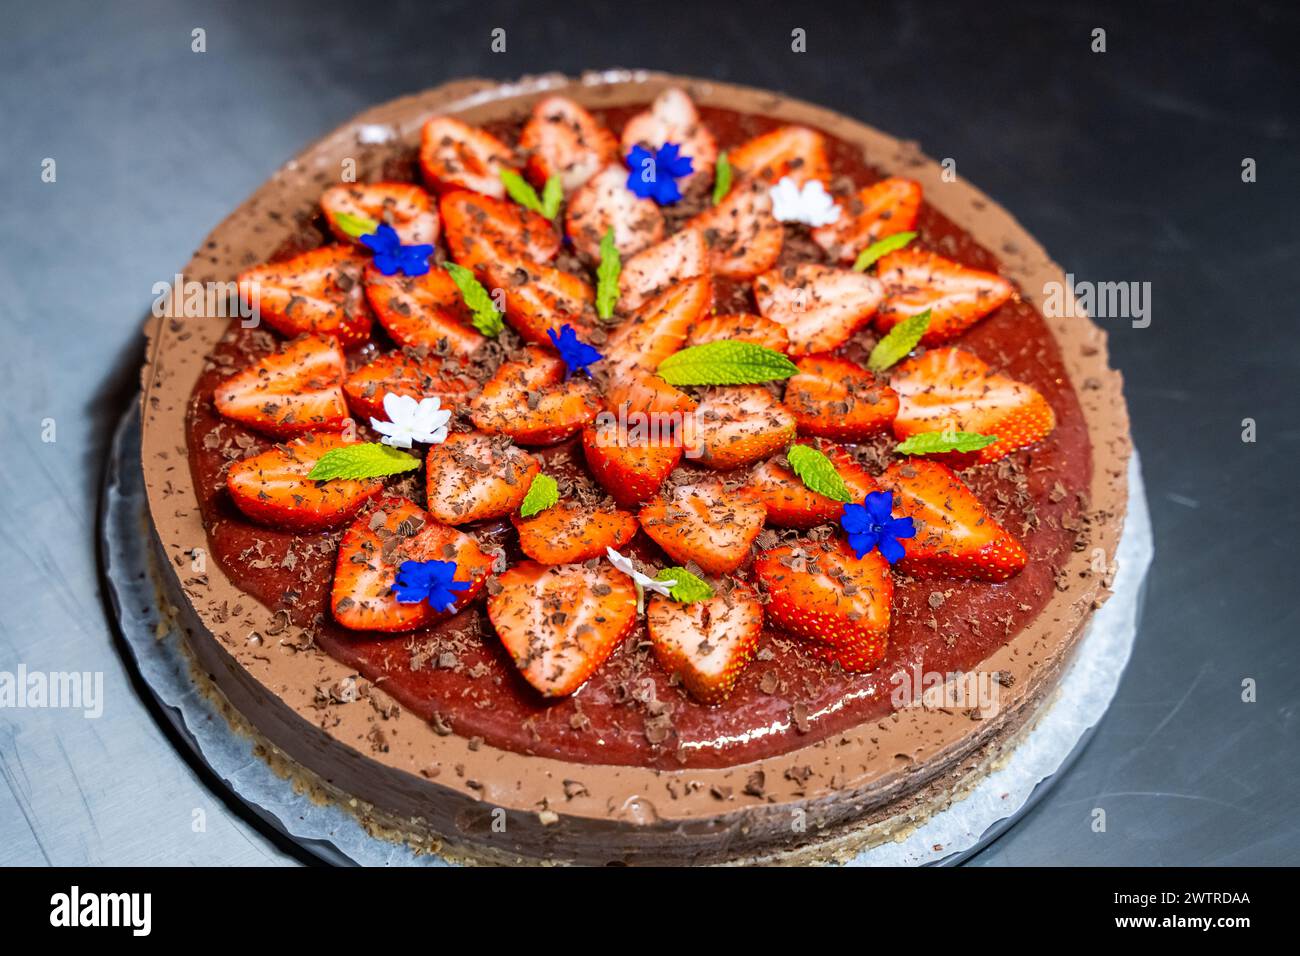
left=184, top=104, right=1092, bottom=770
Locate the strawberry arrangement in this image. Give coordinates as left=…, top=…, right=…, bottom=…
left=211, top=88, right=1057, bottom=709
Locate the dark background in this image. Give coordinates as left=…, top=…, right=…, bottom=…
left=3, top=0, right=1297, bottom=865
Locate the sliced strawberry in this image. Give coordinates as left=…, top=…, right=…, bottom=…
left=686, top=313, right=790, bottom=353
left=890, top=347, right=1056, bottom=463
left=638, top=477, right=766, bottom=575
left=876, top=248, right=1014, bottom=343
left=688, top=386, right=796, bottom=471
left=520, top=96, right=620, bottom=192
left=424, top=431, right=540, bottom=524
left=470, top=345, right=601, bottom=445
left=616, top=227, right=708, bottom=313
left=364, top=263, right=486, bottom=355
left=488, top=561, right=638, bottom=698
left=331, top=497, right=493, bottom=632
left=440, top=189, right=559, bottom=269
left=687, top=177, right=782, bottom=279
left=783, top=354, right=899, bottom=440
left=213, top=335, right=349, bottom=438
left=754, top=263, right=883, bottom=356
left=753, top=538, right=892, bottom=672
left=648, top=582, right=763, bottom=704
left=811, top=177, right=922, bottom=263
left=748, top=440, right=878, bottom=529
left=238, top=245, right=372, bottom=346
left=619, top=87, right=718, bottom=184
left=320, top=182, right=440, bottom=247
left=512, top=501, right=637, bottom=564
left=728, top=125, right=831, bottom=186
left=342, top=350, right=475, bottom=423
left=419, top=116, right=516, bottom=198
left=603, top=367, right=697, bottom=418
left=603, top=275, right=711, bottom=380
left=877, top=459, right=1027, bottom=581
left=581, top=424, right=683, bottom=507
left=226, top=433, right=381, bottom=531
left=564, top=163, right=665, bottom=261
left=478, top=250, right=597, bottom=346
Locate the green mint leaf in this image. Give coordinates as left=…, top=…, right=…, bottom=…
left=785, top=444, right=852, bottom=502
left=895, top=431, right=999, bottom=455
left=712, top=151, right=732, bottom=206
left=656, top=341, right=798, bottom=386
left=443, top=262, right=504, bottom=336
left=867, top=309, right=931, bottom=371
left=500, top=169, right=544, bottom=215
left=333, top=211, right=379, bottom=239
left=540, top=175, right=564, bottom=220
left=307, top=443, right=419, bottom=481
left=852, top=230, right=917, bottom=272
left=596, top=228, right=621, bottom=321
left=655, top=567, right=714, bottom=604
left=519, top=473, right=559, bottom=518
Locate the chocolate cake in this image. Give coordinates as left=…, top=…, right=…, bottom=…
left=140, top=71, right=1130, bottom=864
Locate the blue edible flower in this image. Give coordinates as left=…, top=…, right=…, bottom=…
left=360, top=222, right=434, bottom=276
left=840, top=492, right=916, bottom=564
left=625, top=143, right=694, bottom=205
left=547, top=323, right=603, bottom=377
left=393, top=559, right=470, bottom=611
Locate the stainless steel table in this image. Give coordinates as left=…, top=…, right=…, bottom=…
left=2, top=0, right=1296, bottom=866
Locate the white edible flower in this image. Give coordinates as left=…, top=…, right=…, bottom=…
left=768, top=176, right=842, bottom=227
left=370, top=393, right=451, bottom=449
left=606, top=547, right=675, bottom=612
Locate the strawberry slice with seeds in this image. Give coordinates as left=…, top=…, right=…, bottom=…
left=564, top=163, right=666, bottom=261
left=603, top=275, right=711, bottom=380
left=512, top=501, right=637, bottom=564
left=424, top=431, right=540, bottom=525
left=342, top=350, right=475, bottom=423
left=783, top=354, right=899, bottom=440
left=877, top=459, right=1027, bottom=581
left=440, top=189, right=559, bottom=270
left=754, top=538, right=892, bottom=672
left=478, top=250, right=597, bottom=346
left=811, top=177, right=921, bottom=263
left=619, top=87, right=718, bottom=184
left=321, top=182, right=440, bottom=247
left=364, top=263, right=486, bottom=355
left=603, top=368, right=697, bottom=419
left=686, top=313, right=790, bottom=353
left=890, top=347, right=1056, bottom=463
left=214, top=335, right=349, bottom=438
left=648, top=582, right=763, bottom=704
left=638, top=477, right=766, bottom=575
left=520, top=96, right=620, bottom=192
left=488, top=561, right=638, bottom=698
left=748, top=440, right=878, bottom=529
left=754, top=263, right=883, bottom=356
left=419, top=116, right=516, bottom=198
left=332, top=496, right=493, bottom=632
left=688, top=386, right=796, bottom=471
left=876, top=248, right=1014, bottom=343
left=687, top=178, right=782, bottom=279
left=581, top=425, right=684, bottom=507
left=728, top=125, right=832, bottom=186
left=226, top=433, right=383, bottom=531
left=616, top=227, right=708, bottom=313
left=238, top=245, right=372, bottom=346
left=471, top=345, right=601, bottom=445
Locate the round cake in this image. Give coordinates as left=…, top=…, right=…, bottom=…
left=140, top=71, right=1130, bottom=865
